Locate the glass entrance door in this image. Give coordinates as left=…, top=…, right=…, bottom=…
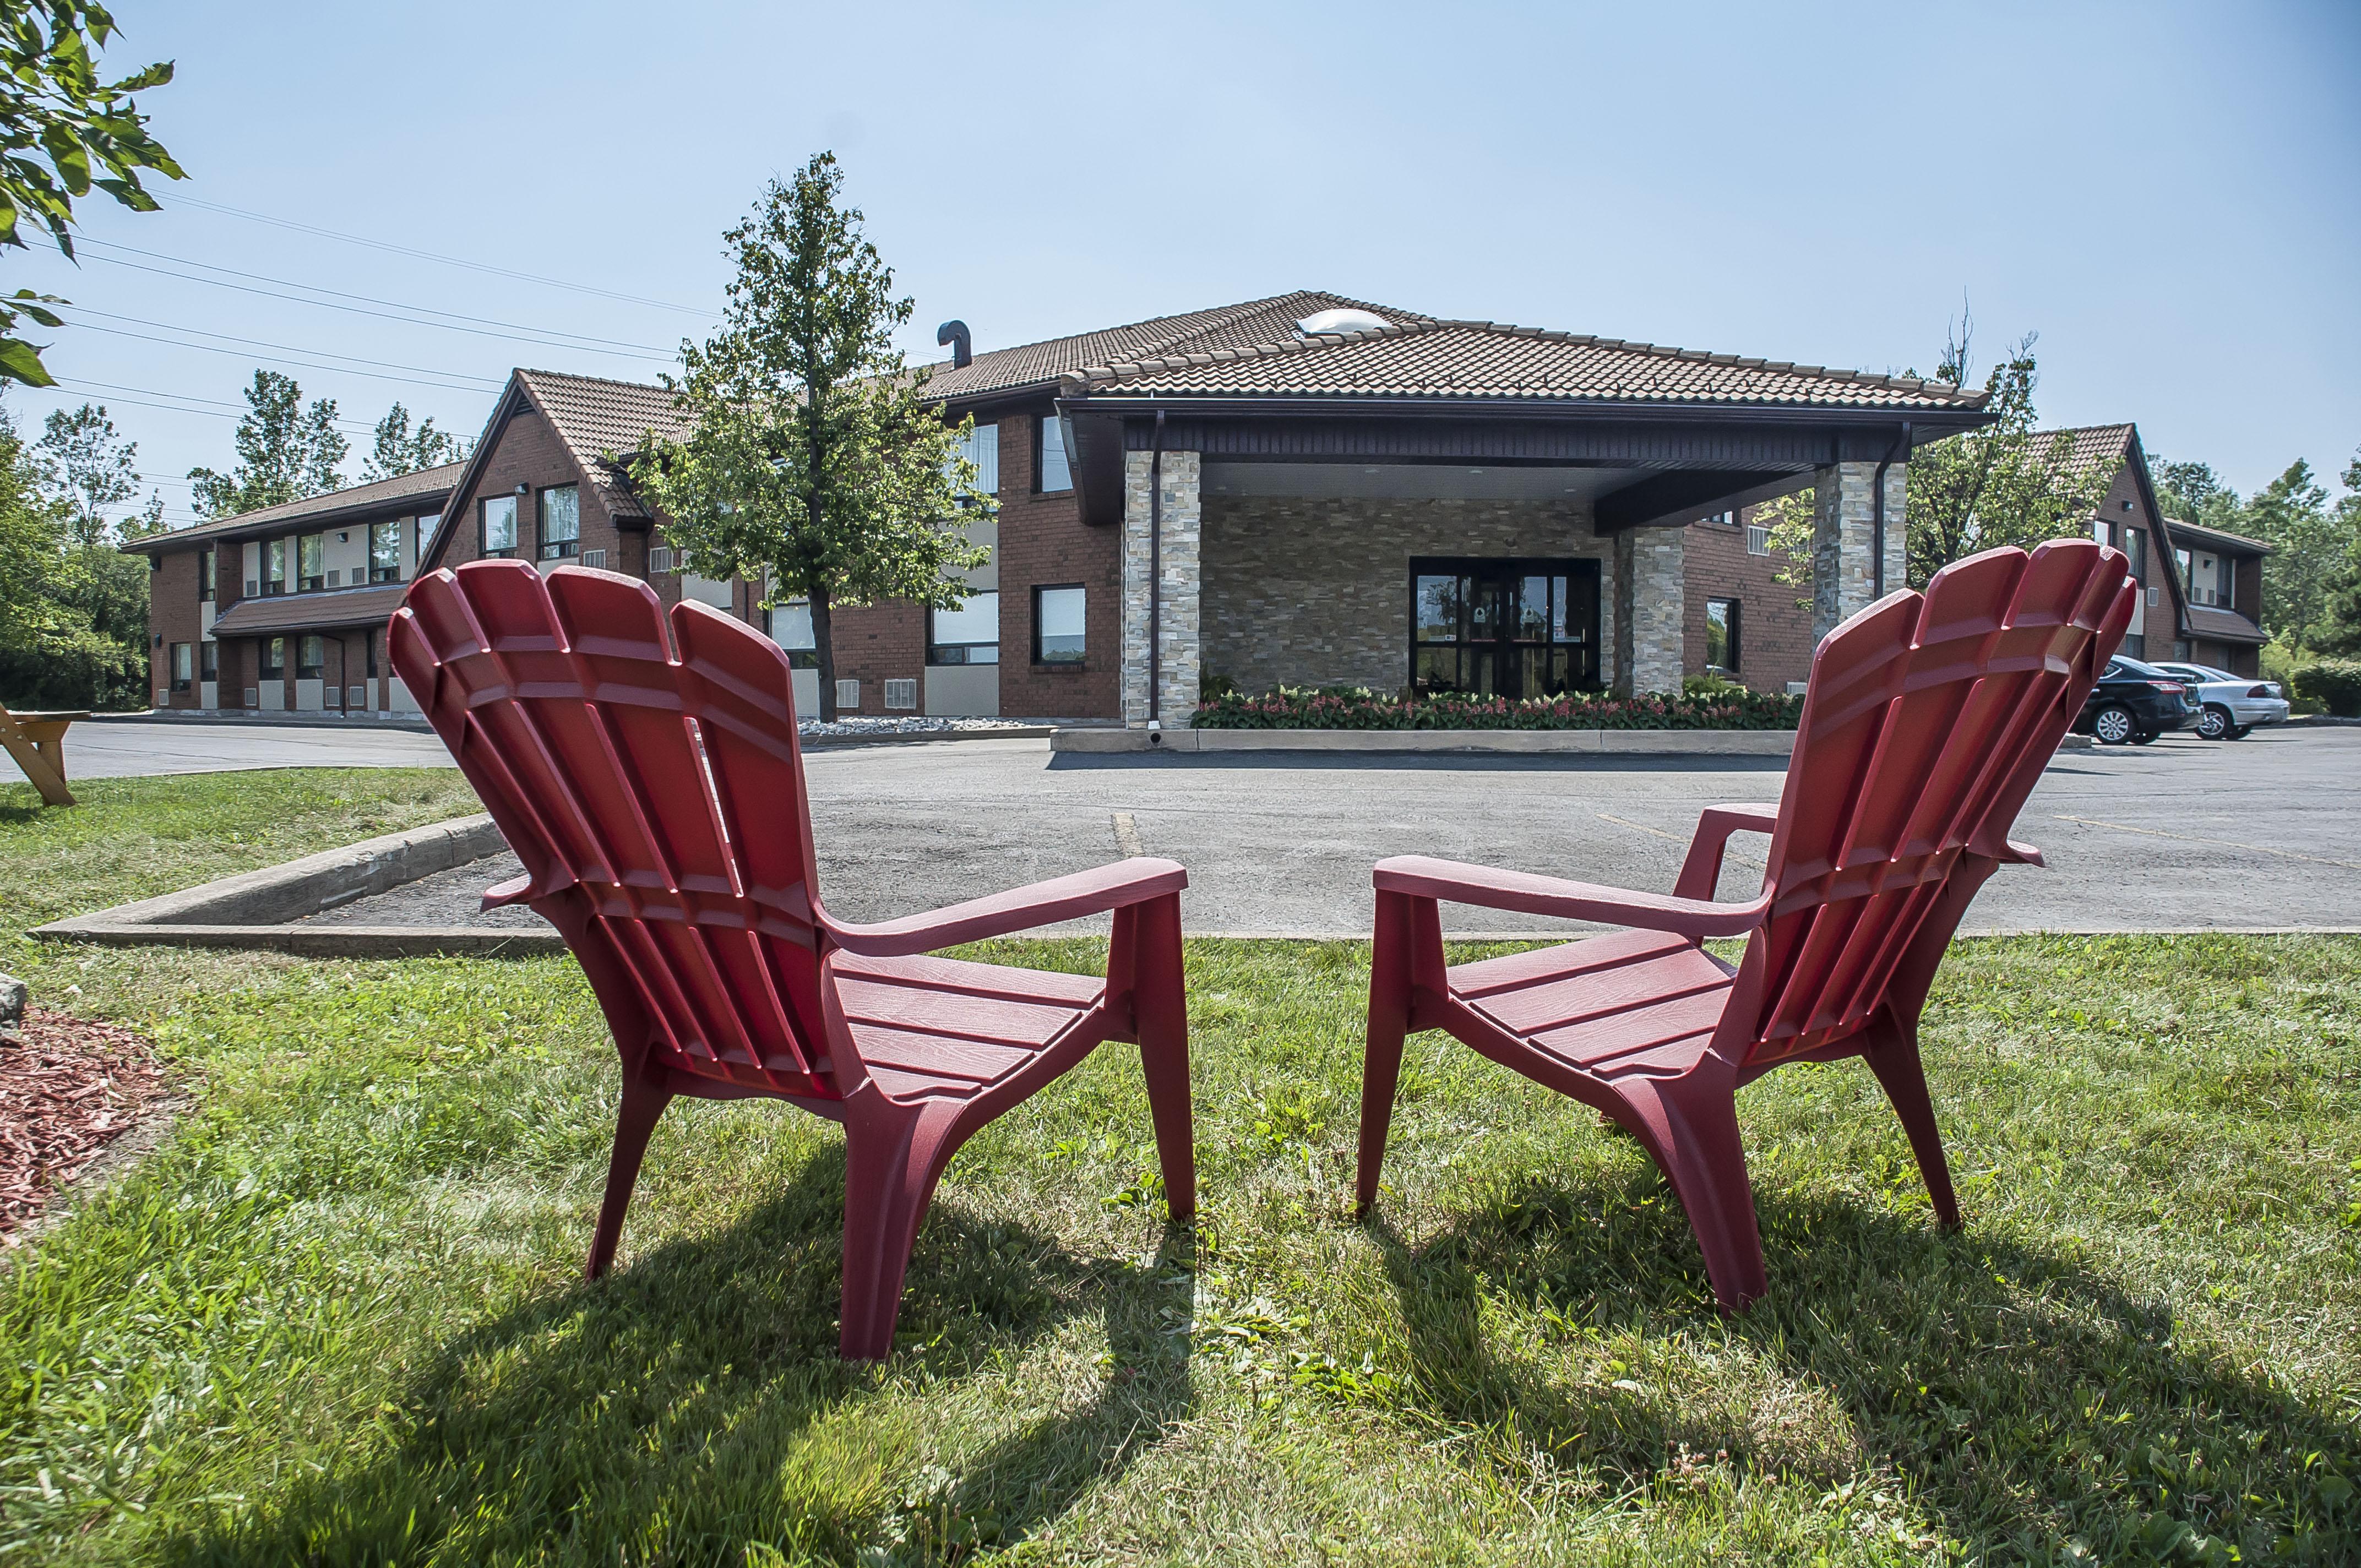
left=1410, top=558, right=1601, bottom=699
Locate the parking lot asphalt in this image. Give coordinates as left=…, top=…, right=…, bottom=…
left=25, top=717, right=2359, bottom=938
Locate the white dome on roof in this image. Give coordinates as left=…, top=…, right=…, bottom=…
left=1296, top=307, right=1390, bottom=336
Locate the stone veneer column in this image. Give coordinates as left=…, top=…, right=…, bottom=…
left=1120, top=447, right=1202, bottom=727
left=1612, top=526, right=1686, bottom=695
left=1812, top=461, right=1908, bottom=641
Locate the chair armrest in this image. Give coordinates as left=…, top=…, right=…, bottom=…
left=819, top=857, right=1188, bottom=957
left=2001, top=839, right=2045, bottom=867
left=480, top=873, right=535, bottom=912
left=1374, top=855, right=1770, bottom=939
left=1672, top=803, right=1782, bottom=901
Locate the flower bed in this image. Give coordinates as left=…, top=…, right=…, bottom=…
left=1194, top=685, right=1802, bottom=731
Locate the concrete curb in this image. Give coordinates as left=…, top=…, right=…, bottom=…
left=32, top=813, right=517, bottom=955
left=802, top=726, right=1057, bottom=749
left=1052, top=728, right=2099, bottom=757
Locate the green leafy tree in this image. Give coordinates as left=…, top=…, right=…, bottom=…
left=186, top=369, right=348, bottom=518
left=361, top=400, right=469, bottom=482
left=2241, top=458, right=2339, bottom=650
left=2148, top=455, right=2245, bottom=535
left=2314, top=451, right=2361, bottom=655
left=0, top=395, right=140, bottom=707
left=628, top=153, right=988, bottom=721
left=0, top=1, right=183, bottom=386
left=34, top=397, right=134, bottom=542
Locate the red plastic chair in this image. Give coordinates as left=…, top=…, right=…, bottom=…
left=1355, top=542, right=2135, bottom=1311
left=389, top=560, right=1196, bottom=1359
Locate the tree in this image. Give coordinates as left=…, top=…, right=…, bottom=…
left=0, top=1, right=183, bottom=386
left=2241, top=458, right=2340, bottom=649
left=2315, top=452, right=2361, bottom=655
left=0, top=395, right=141, bottom=708
left=361, top=400, right=469, bottom=482
left=2148, top=456, right=2244, bottom=535
left=628, top=153, right=988, bottom=721
left=1900, top=320, right=2111, bottom=586
left=35, top=398, right=135, bottom=542
left=186, top=369, right=348, bottom=518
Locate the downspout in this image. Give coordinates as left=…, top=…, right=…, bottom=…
left=1147, top=410, right=1165, bottom=729
left=1872, top=422, right=1911, bottom=600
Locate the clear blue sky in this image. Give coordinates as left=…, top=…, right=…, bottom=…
left=16, top=1, right=2358, bottom=528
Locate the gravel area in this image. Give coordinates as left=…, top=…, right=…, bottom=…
left=797, top=716, right=1037, bottom=739
left=301, top=851, right=549, bottom=929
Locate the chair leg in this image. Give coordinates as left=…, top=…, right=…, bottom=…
left=1356, top=890, right=1416, bottom=1218
left=839, top=1096, right=960, bottom=1361
left=1129, top=892, right=1197, bottom=1222
left=1864, top=1021, right=1962, bottom=1229
left=585, top=1067, right=674, bottom=1281
left=1625, top=1074, right=1769, bottom=1313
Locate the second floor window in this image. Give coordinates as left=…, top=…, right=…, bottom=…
left=298, top=532, right=325, bottom=591
left=950, top=422, right=998, bottom=499
left=482, top=495, right=518, bottom=558
left=369, top=520, right=403, bottom=582
left=538, top=484, right=580, bottom=560
left=1037, top=414, right=1073, bottom=493
left=265, top=539, right=288, bottom=595
left=198, top=548, right=215, bottom=600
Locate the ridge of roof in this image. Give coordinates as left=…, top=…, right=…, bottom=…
left=1058, top=314, right=1446, bottom=390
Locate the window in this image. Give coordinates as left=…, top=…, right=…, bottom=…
left=767, top=599, right=819, bottom=668
left=200, top=641, right=217, bottom=681
left=1701, top=510, right=1736, bottom=528
left=1744, top=523, right=1771, bottom=556
left=198, top=548, right=215, bottom=600
left=297, top=635, right=325, bottom=679
left=298, top=532, right=326, bottom=591
left=369, top=520, right=403, bottom=582
left=1410, top=558, right=1601, bottom=698
left=171, top=642, right=193, bottom=691
left=262, top=636, right=286, bottom=679
left=2122, top=526, right=2146, bottom=583
left=481, top=494, right=518, bottom=558
left=365, top=635, right=378, bottom=679
left=1033, top=584, right=1086, bottom=665
left=950, top=422, right=998, bottom=497
left=929, top=591, right=1000, bottom=665
left=538, top=484, right=580, bottom=560
left=2193, top=552, right=2222, bottom=606
left=265, top=538, right=288, bottom=595
left=1037, top=413, right=1073, bottom=493
left=1705, top=598, right=1741, bottom=674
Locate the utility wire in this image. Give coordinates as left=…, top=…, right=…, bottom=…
left=59, top=320, right=508, bottom=394
left=51, top=377, right=383, bottom=432
left=74, top=236, right=679, bottom=358
left=59, top=306, right=506, bottom=388
left=167, top=193, right=717, bottom=318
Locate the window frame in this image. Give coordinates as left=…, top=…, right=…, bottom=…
left=297, top=532, right=327, bottom=592
left=928, top=590, right=1001, bottom=666
left=1407, top=557, right=1603, bottom=699
left=537, top=483, right=581, bottom=561
left=200, top=640, right=217, bottom=682
left=765, top=599, right=820, bottom=669
left=1704, top=596, right=1742, bottom=675
left=481, top=494, right=519, bottom=559
left=170, top=641, right=193, bottom=691
left=1036, top=412, right=1074, bottom=494
left=1032, top=583, right=1087, bottom=666
left=261, top=636, right=286, bottom=679
left=265, top=538, right=289, bottom=596
left=368, top=519, right=404, bottom=582
left=296, top=634, right=326, bottom=680
left=198, top=547, right=215, bottom=600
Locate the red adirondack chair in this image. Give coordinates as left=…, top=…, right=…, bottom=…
left=1355, top=541, right=2134, bottom=1311
left=389, top=560, right=1196, bottom=1359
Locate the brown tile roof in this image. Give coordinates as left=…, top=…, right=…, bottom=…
left=514, top=369, right=692, bottom=520
left=2184, top=605, right=2266, bottom=644
left=209, top=582, right=409, bottom=636
left=2030, top=424, right=2138, bottom=484
left=1058, top=309, right=1985, bottom=410
left=122, top=462, right=465, bottom=554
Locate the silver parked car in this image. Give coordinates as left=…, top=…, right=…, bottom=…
left=2150, top=661, right=2290, bottom=741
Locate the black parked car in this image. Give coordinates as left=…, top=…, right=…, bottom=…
left=2075, top=655, right=2201, bottom=745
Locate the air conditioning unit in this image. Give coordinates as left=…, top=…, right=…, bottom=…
left=347, top=685, right=367, bottom=708
left=835, top=679, right=861, bottom=711
left=244, top=687, right=259, bottom=706
left=580, top=548, right=606, bottom=569
left=648, top=547, right=677, bottom=574
left=884, top=678, right=917, bottom=710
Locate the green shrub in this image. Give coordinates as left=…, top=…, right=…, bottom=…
left=1194, top=683, right=1802, bottom=731
left=2292, top=659, right=2361, bottom=717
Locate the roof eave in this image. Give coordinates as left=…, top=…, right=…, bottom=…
left=119, top=482, right=460, bottom=555
left=1057, top=389, right=1993, bottom=435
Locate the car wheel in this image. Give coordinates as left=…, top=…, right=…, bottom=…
left=2091, top=703, right=2137, bottom=744
left=2230, top=725, right=2254, bottom=740
left=2197, top=704, right=2233, bottom=740
left=2128, top=729, right=2158, bottom=745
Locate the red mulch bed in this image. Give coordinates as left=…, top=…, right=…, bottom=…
left=1, top=1006, right=170, bottom=1241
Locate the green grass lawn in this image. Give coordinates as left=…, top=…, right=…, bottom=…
left=1, top=774, right=2356, bottom=1565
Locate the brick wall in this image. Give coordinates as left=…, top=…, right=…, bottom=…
left=439, top=405, right=643, bottom=576
left=148, top=550, right=202, bottom=708
left=995, top=412, right=1118, bottom=719
left=1198, top=493, right=1613, bottom=695
left=1682, top=510, right=1815, bottom=690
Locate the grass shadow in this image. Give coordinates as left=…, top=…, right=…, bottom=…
left=1373, top=1169, right=2359, bottom=1562
left=171, top=1145, right=1198, bottom=1565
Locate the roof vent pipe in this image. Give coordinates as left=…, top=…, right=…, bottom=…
left=937, top=320, right=971, bottom=369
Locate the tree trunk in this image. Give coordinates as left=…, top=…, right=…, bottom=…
left=810, top=582, right=837, bottom=723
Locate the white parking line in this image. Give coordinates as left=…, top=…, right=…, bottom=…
left=2051, top=814, right=2361, bottom=872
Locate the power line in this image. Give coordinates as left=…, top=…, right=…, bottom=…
left=51, top=377, right=384, bottom=431
left=61, top=306, right=506, bottom=388
left=57, top=320, right=505, bottom=395
left=168, top=193, right=717, bottom=318
left=76, top=237, right=679, bottom=357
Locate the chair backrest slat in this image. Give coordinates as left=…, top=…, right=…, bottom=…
left=1739, top=542, right=2133, bottom=1066
left=391, top=562, right=835, bottom=1097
